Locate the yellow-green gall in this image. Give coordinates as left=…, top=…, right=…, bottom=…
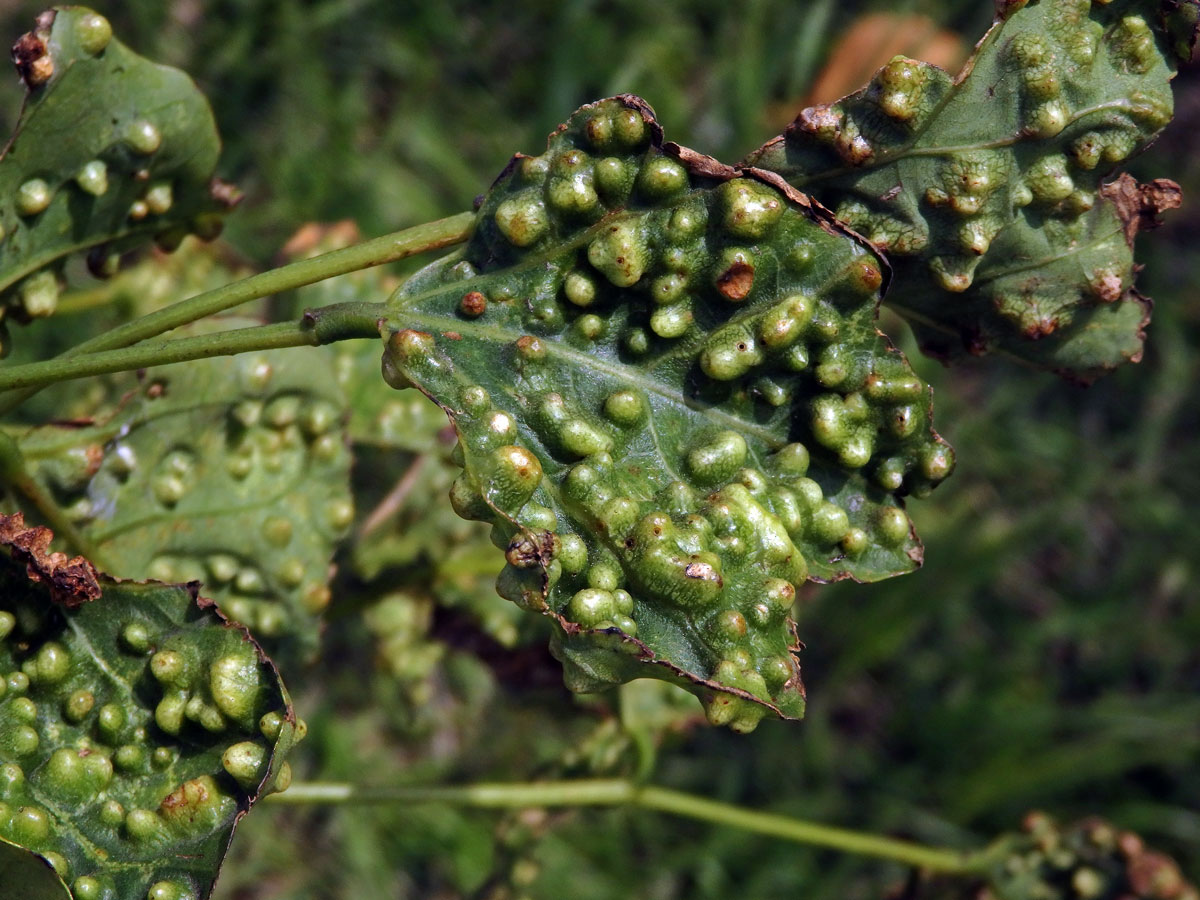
left=650, top=303, right=692, bottom=338
left=603, top=389, right=645, bottom=426
left=588, top=220, right=648, bottom=287
left=686, top=431, right=748, bottom=485
left=809, top=501, right=850, bottom=545
left=126, top=120, right=163, bottom=155
left=719, top=179, right=784, bottom=240
left=547, top=172, right=599, bottom=216
left=568, top=588, right=616, bottom=626
left=63, top=689, right=95, bottom=723
left=15, top=178, right=51, bottom=216
left=612, top=107, right=647, bottom=148
left=210, top=654, right=262, bottom=725
left=124, top=808, right=162, bottom=842
left=222, top=741, right=267, bottom=789
left=700, top=325, right=763, bottom=381
left=486, top=445, right=544, bottom=510
left=875, top=506, right=910, bottom=546
left=594, top=157, right=633, bottom=201
left=558, top=534, right=589, bottom=573
left=636, top=157, right=689, bottom=200
left=76, top=159, right=109, bottom=196
left=495, top=191, right=549, bottom=247
left=76, top=12, right=113, bottom=54
left=757, top=294, right=814, bottom=349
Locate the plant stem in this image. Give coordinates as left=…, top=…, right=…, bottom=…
left=0, top=212, right=474, bottom=412
left=0, top=311, right=381, bottom=392
left=266, top=779, right=989, bottom=875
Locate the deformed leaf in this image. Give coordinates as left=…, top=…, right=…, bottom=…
left=747, top=0, right=1195, bottom=379
left=381, top=96, right=953, bottom=731
left=0, top=513, right=299, bottom=900
left=0, top=7, right=237, bottom=336
left=8, top=327, right=353, bottom=659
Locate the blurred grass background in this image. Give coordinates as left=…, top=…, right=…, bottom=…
left=2, top=1, right=1197, bottom=897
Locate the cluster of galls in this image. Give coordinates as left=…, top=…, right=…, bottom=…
left=0, top=597, right=297, bottom=900
left=383, top=97, right=952, bottom=729
left=0, top=8, right=232, bottom=348
left=750, top=0, right=1175, bottom=305
left=22, top=352, right=350, bottom=646
left=921, top=813, right=1198, bottom=900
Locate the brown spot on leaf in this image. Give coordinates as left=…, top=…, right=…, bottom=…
left=12, top=18, right=53, bottom=88
left=716, top=261, right=755, bottom=301
left=0, top=513, right=101, bottom=607
left=1100, top=173, right=1183, bottom=245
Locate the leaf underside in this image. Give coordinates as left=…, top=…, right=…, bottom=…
left=381, top=96, right=953, bottom=731
left=0, top=7, right=236, bottom=336
left=747, top=0, right=1195, bottom=380
left=8, top=326, right=354, bottom=661
left=0, top=513, right=297, bottom=900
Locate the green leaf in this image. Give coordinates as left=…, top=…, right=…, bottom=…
left=0, top=838, right=70, bottom=900
left=8, top=325, right=353, bottom=659
left=0, top=7, right=237, bottom=338
left=380, top=96, right=953, bottom=731
left=746, top=0, right=1193, bottom=379
left=0, top=513, right=298, bottom=900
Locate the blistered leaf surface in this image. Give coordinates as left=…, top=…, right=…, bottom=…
left=747, top=0, right=1194, bottom=378
left=0, top=514, right=297, bottom=900
left=10, top=331, right=353, bottom=659
left=0, top=7, right=235, bottom=335
left=381, top=96, right=953, bottom=730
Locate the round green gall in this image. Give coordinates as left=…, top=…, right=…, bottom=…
left=7, top=671, right=29, bottom=694
left=636, top=157, right=688, bottom=200
left=757, top=294, right=814, bottom=349
left=650, top=272, right=687, bottom=305
left=150, top=649, right=188, bottom=685
left=259, top=710, right=285, bottom=741
left=841, top=527, right=869, bottom=557
left=515, top=334, right=547, bottom=363
left=650, top=303, right=692, bottom=339
left=612, top=589, right=634, bottom=615
left=156, top=692, right=187, bottom=735
left=10, top=697, right=36, bottom=724
left=75, top=159, right=109, bottom=196
left=147, top=880, right=190, bottom=900
left=145, top=183, right=173, bottom=215
left=96, top=703, right=127, bottom=742
left=1028, top=100, right=1069, bottom=139
left=128, top=200, right=150, bottom=221
left=72, top=876, right=108, bottom=900
left=699, top=327, right=763, bottom=381
left=120, top=621, right=154, bottom=653
left=809, top=501, right=850, bottom=545
left=547, top=174, right=599, bottom=216
left=10, top=805, right=50, bottom=845
left=126, top=120, right=162, bottom=155
left=18, top=271, right=58, bottom=318
left=557, top=533, right=588, bottom=573
left=837, top=430, right=874, bottom=469
left=568, top=588, right=616, bottom=627
left=494, top=191, right=549, bottom=247
left=876, top=506, right=910, bottom=546
left=99, top=800, right=124, bottom=827
left=210, top=654, right=262, bottom=724
left=272, top=761, right=293, bottom=794
left=115, top=744, right=147, bottom=773
left=222, top=741, right=267, bottom=790
left=573, top=313, right=605, bottom=341
left=594, top=157, right=633, bottom=201
left=0, top=611, right=14, bottom=641
left=612, top=107, right=647, bottom=148
left=601, top=496, right=641, bottom=538
left=76, top=13, right=113, bottom=54
left=921, top=443, right=955, bottom=482
left=588, top=220, right=648, bottom=287
left=8, top=725, right=39, bottom=756
left=587, top=561, right=622, bottom=592
left=520, top=155, right=550, bottom=182
left=125, top=809, right=162, bottom=842
left=486, top=445, right=543, bottom=510
left=686, top=431, right=748, bottom=485
left=719, top=179, right=784, bottom=240
left=1026, top=155, right=1074, bottom=205
left=327, top=497, right=355, bottom=530
left=786, top=240, right=814, bottom=271
left=763, top=578, right=796, bottom=613
left=29, top=641, right=71, bottom=684
left=773, top=443, right=809, bottom=475
left=761, top=655, right=794, bottom=689
left=623, top=326, right=651, bottom=356
left=584, top=111, right=614, bottom=149
left=15, top=178, right=51, bottom=216
left=43, top=747, right=87, bottom=797
left=152, top=746, right=175, bottom=768
left=42, top=851, right=69, bottom=879
left=668, top=202, right=707, bottom=239
left=517, top=503, right=557, bottom=531
left=711, top=608, right=747, bottom=644
left=564, top=270, right=598, bottom=307
left=609, top=614, right=638, bottom=637
left=603, top=389, right=645, bottom=427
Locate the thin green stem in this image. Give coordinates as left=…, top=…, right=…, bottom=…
left=266, top=779, right=991, bottom=875
left=0, top=212, right=474, bottom=413
left=0, top=310, right=381, bottom=392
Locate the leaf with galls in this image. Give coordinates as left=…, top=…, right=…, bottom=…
left=746, top=0, right=1193, bottom=380
left=0, top=7, right=237, bottom=348
left=6, top=321, right=353, bottom=661
left=0, top=513, right=300, bottom=900
left=380, top=96, right=952, bottom=731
